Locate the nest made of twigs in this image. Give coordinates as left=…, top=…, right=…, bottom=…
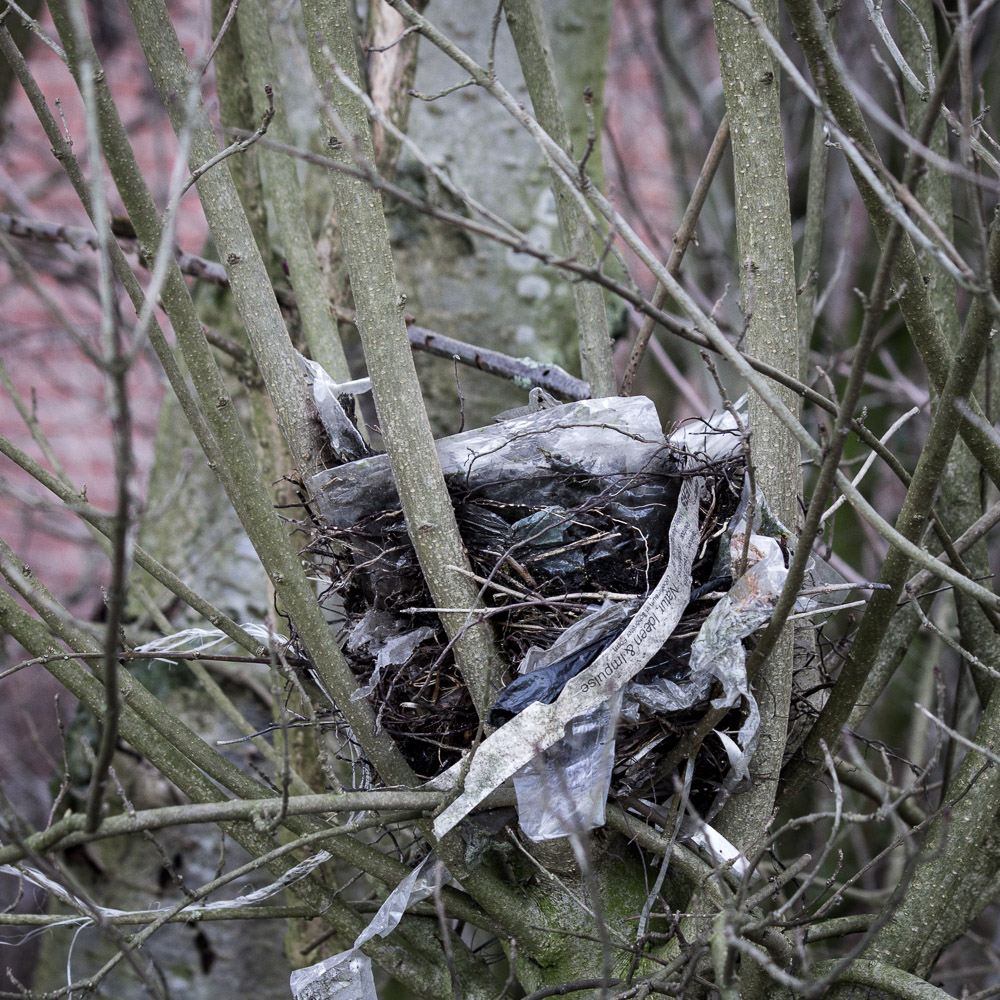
left=298, top=446, right=757, bottom=803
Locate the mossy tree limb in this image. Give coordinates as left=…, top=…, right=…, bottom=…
left=236, top=0, right=353, bottom=384
left=504, top=0, right=615, bottom=397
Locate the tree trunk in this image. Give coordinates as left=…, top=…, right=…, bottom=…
left=710, top=0, right=800, bottom=849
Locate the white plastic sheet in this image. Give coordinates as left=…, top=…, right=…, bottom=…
left=668, top=403, right=745, bottom=466
left=290, top=857, right=442, bottom=1000
left=298, top=353, right=369, bottom=464
left=512, top=694, right=621, bottom=841
left=344, top=612, right=436, bottom=702
left=132, top=622, right=287, bottom=659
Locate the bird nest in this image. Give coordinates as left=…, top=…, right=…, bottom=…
left=297, top=394, right=798, bottom=821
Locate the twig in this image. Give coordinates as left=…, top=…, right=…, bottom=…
left=822, top=406, right=920, bottom=522
left=201, top=0, right=239, bottom=74
left=906, top=498, right=1000, bottom=599
left=723, top=0, right=977, bottom=291
left=646, top=333, right=707, bottom=413
left=621, top=115, right=730, bottom=394
left=364, top=22, right=419, bottom=53
left=622, top=117, right=729, bottom=396
left=65, top=0, right=135, bottom=834
left=180, top=85, right=274, bottom=196
left=860, top=0, right=929, bottom=98
left=503, top=0, right=614, bottom=394
left=786, top=599, right=867, bottom=620
left=0, top=211, right=587, bottom=399
left=0, top=431, right=264, bottom=655
left=911, top=598, right=1000, bottom=683
left=0, top=0, right=67, bottom=61
left=409, top=77, right=476, bottom=101
left=0, top=226, right=102, bottom=364
left=852, top=84, right=1000, bottom=193
left=406, top=323, right=589, bottom=400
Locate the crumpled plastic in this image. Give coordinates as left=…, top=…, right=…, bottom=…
left=667, top=402, right=745, bottom=467
left=493, top=477, right=802, bottom=837
left=2, top=846, right=336, bottom=928
left=430, top=476, right=704, bottom=839
left=345, top=610, right=436, bottom=702
left=290, top=857, right=443, bottom=1000
left=488, top=601, right=634, bottom=727
left=512, top=694, right=621, bottom=841
left=489, top=605, right=630, bottom=840
left=297, top=352, right=370, bottom=465
left=634, top=506, right=794, bottom=800
left=307, top=396, right=679, bottom=532
left=132, top=622, right=288, bottom=659
left=308, top=395, right=684, bottom=618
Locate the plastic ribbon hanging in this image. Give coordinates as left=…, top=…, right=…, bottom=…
left=290, top=856, right=443, bottom=1000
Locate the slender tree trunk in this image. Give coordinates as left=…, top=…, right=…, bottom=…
left=710, top=0, right=800, bottom=848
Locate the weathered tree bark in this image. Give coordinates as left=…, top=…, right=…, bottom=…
left=299, top=0, right=503, bottom=719
left=710, top=0, right=800, bottom=849
left=504, top=0, right=615, bottom=396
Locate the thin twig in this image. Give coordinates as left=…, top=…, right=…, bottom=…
left=0, top=0, right=67, bottom=60
left=822, top=406, right=920, bottom=521
left=67, top=0, right=135, bottom=834
left=201, top=0, right=240, bottom=74
left=621, top=115, right=730, bottom=394
left=180, top=85, right=274, bottom=196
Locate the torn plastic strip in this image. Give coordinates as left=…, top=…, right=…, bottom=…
left=490, top=574, right=736, bottom=728
left=344, top=612, right=437, bottom=702
left=620, top=485, right=817, bottom=814
left=297, top=352, right=370, bottom=464
left=290, top=856, right=443, bottom=1000
left=493, top=603, right=631, bottom=840
left=427, top=476, right=704, bottom=839
left=666, top=528, right=795, bottom=808
left=132, top=623, right=289, bottom=661
left=1, top=846, right=334, bottom=923
left=682, top=818, right=749, bottom=875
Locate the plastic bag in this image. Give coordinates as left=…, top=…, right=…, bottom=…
left=345, top=611, right=436, bottom=701
left=488, top=601, right=634, bottom=726
left=512, top=694, right=621, bottom=841
left=290, top=857, right=443, bottom=1000
left=298, top=352, right=370, bottom=465
left=307, top=396, right=679, bottom=532
left=667, top=402, right=745, bottom=467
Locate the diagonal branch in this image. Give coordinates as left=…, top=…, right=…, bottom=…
left=299, top=0, right=503, bottom=720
